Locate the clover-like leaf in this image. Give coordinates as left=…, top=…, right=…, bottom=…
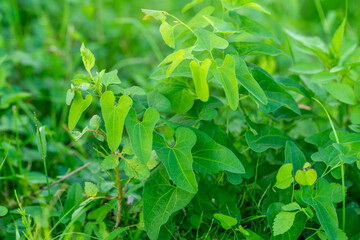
left=295, top=168, right=317, bottom=186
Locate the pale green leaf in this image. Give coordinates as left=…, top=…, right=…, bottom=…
left=36, top=126, right=47, bottom=158
left=214, top=213, right=237, bottom=230
left=141, top=9, right=166, bottom=22
left=282, top=202, right=301, bottom=212
left=166, top=49, right=185, bottom=77
left=66, top=89, right=74, bottom=106
left=89, top=115, right=101, bottom=130
left=100, top=70, right=121, bottom=87
left=124, top=158, right=150, bottom=180
left=274, top=163, right=294, bottom=189
left=100, top=91, right=132, bottom=151
left=0, top=206, right=8, bottom=216
left=68, top=91, right=93, bottom=130
left=80, top=43, right=95, bottom=75
left=190, top=59, right=211, bottom=102
left=159, top=22, right=175, bottom=48
left=273, top=211, right=297, bottom=236
left=295, top=169, right=317, bottom=186
left=323, top=82, right=356, bottom=105
left=84, top=182, right=98, bottom=197
left=101, top=154, right=119, bottom=170
left=331, top=18, right=346, bottom=55
left=194, top=29, right=229, bottom=52
left=203, top=16, right=242, bottom=34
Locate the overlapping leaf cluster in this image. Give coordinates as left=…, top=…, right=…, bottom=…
left=65, top=0, right=360, bottom=239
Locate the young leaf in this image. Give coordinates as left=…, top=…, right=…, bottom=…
left=166, top=49, right=184, bottom=76
left=211, top=55, right=239, bottom=111
left=143, top=164, right=195, bottom=240
left=203, top=16, right=241, bottom=34
left=124, top=158, right=150, bottom=180
left=267, top=203, right=307, bottom=240
left=331, top=18, right=346, bottom=55
left=190, top=59, right=211, bottom=102
left=193, top=29, right=229, bottom=52
left=214, top=213, right=237, bottom=230
left=89, top=115, right=101, bottom=130
left=101, top=154, right=119, bottom=170
left=100, top=91, right=133, bottom=151
left=68, top=91, right=93, bottom=130
left=100, top=70, right=121, bottom=87
left=191, top=128, right=245, bottom=174
left=233, top=56, right=267, bottom=105
left=295, top=169, right=317, bottom=186
left=80, top=43, right=95, bottom=75
left=274, top=163, right=294, bottom=189
left=273, top=211, right=297, bottom=236
left=66, top=89, right=74, bottom=106
left=282, top=202, right=301, bottom=212
left=323, top=82, right=356, bottom=105
left=125, top=108, right=160, bottom=164
left=159, top=22, right=175, bottom=48
left=153, top=127, right=198, bottom=193
left=141, top=9, right=166, bottom=22
left=84, top=182, right=98, bottom=197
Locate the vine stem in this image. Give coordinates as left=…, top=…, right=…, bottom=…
left=312, top=98, right=345, bottom=230
left=114, top=166, right=123, bottom=228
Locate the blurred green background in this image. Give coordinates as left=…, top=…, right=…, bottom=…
left=0, top=0, right=359, bottom=238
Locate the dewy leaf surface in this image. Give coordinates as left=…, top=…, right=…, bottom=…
left=125, top=108, right=160, bottom=164
left=68, top=91, right=93, bottom=130
left=100, top=91, right=133, bottom=151
left=143, top=164, right=195, bottom=240
left=191, top=128, right=245, bottom=174
left=153, top=127, right=198, bottom=193
left=211, top=55, right=239, bottom=110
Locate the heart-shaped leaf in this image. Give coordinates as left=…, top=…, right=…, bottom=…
left=100, top=91, right=133, bottom=151
left=153, top=127, right=198, bottom=193
left=125, top=108, right=160, bottom=164
left=295, top=169, right=317, bottom=186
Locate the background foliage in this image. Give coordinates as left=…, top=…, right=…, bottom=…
left=1, top=0, right=360, bottom=239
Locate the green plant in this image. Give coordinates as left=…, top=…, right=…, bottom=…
left=2, top=0, right=360, bottom=239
